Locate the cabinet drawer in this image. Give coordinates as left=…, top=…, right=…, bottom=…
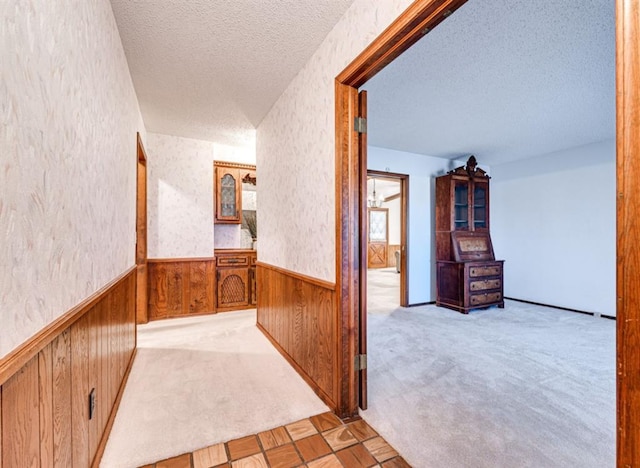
left=216, top=255, right=249, bottom=267
left=470, top=279, right=501, bottom=291
left=470, top=292, right=502, bottom=306
left=469, top=265, right=501, bottom=277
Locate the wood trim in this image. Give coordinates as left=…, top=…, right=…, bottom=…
left=617, top=0, right=640, bottom=465
left=367, top=170, right=409, bottom=307
left=136, top=132, right=147, bottom=162
left=91, top=348, right=137, bottom=468
left=255, top=261, right=336, bottom=291
left=335, top=81, right=360, bottom=417
left=0, top=267, right=136, bottom=386
left=257, top=323, right=336, bottom=409
left=213, top=161, right=256, bottom=171
left=335, top=3, right=470, bottom=416
left=136, top=133, right=148, bottom=324
left=256, top=263, right=338, bottom=410
left=148, top=257, right=215, bottom=263
left=336, top=0, right=468, bottom=87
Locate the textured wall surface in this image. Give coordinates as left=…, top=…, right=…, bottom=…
left=256, top=0, right=413, bottom=282
left=147, top=132, right=255, bottom=257
left=0, top=1, right=145, bottom=359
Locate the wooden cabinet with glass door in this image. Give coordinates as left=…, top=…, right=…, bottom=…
left=435, top=156, right=504, bottom=313
left=214, top=161, right=256, bottom=224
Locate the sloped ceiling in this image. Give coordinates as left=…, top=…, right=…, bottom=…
left=362, top=0, right=615, bottom=166
left=109, top=0, right=355, bottom=146
left=110, top=0, right=615, bottom=165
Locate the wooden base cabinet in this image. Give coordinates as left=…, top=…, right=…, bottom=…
left=436, top=260, right=504, bottom=313
left=215, top=250, right=257, bottom=312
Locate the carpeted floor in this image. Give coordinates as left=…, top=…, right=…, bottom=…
left=363, top=268, right=616, bottom=467
left=100, top=310, right=328, bottom=468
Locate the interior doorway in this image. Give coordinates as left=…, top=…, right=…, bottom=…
left=334, top=3, right=638, bottom=465
left=365, top=171, right=408, bottom=312
left=136, top=133, right=148, bottom=324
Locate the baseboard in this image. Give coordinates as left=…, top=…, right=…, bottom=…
left=92, top=347, right=137, bottom=467
left=505, top=297, right=616, bottom=320
left=406, top=300, right=436, bottom=307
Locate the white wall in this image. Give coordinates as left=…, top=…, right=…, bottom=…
left=382, top=196, right=401, bottom=245
left=0, top=0, right=145, bottom=358
left=369, top=147, right=458, bottom=304
left=491, top=139, right=616, bottom=316
left=146, top=132, right=256, bottom=258
left=257, top=0, right=414, bottom=282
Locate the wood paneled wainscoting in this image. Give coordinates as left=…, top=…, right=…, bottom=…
left=256, top=262, right=339, bottom=410
left=147, top=258, right=216, bottom=321
left=0, top=268, right=136, bottom=467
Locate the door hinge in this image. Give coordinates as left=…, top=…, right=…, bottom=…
left=355, top=354, right=367, bottom=371
left=354, top=117, right=367, bottom=134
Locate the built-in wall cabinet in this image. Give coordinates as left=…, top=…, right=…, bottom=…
left=214, top=161, right=256, bottom=225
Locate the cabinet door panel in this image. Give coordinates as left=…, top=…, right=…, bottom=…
left=215, top=167, right=241, bottom=223
left=217, top=268, right=249, bottom=308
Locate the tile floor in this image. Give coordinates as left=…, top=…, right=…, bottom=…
left=141, top=412, right=410, bottom=468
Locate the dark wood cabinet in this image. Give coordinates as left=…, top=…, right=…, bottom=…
left=435, top=156, right=504, bottom=313
left=215, top=250, right=257, bottom=312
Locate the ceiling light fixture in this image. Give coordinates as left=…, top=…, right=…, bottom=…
left=368, top=179, right=383, bottom=208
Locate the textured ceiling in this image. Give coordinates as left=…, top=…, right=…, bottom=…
left=109, top=0, right=355, bottom=146
left=362, top=0, right=615, bottom=166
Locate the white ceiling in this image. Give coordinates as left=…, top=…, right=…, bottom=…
left=362, top=0, right=615, bottom=166
left=109, top=0, right=355, bottom=146
left=110, top=0, right=615, bottom=166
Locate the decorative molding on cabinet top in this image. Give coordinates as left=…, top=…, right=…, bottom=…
left=148, top=257, right=215, bottom=263
left=0, top=266, right=136, bottom=386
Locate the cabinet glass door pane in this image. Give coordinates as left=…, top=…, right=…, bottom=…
left=474, top=186, right=486, bottom=228
left=454, top=184, right=468, bottom=229
left=220, top=174, right=237, bottom=217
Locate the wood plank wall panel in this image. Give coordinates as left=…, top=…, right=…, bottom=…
left=2, top=356, right=40, bottom=467
left=147, top=259, right=215, bottom=321
left=387, top=245, right=401, bottom=269
left=38, top=344, right=54, bottom=468
left=71, top=314, right=90, bottom=467
left=52, top=331, right=72, bottom=468
left=256, top=263, right=338, bottom=409
left=0, top=269, right=136, bottom=467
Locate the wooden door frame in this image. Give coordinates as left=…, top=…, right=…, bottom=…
left=336, top=3, right=639, bottom=466
left=367, top=170, right=409, bottom=307
left=136, top=133, right=148, bottom=324
left=335, top=0, right=468, bottom=419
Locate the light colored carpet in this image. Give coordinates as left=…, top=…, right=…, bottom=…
left=363, top=268, right=616, bottom=467
left=100, top=310, right=328, bottom=468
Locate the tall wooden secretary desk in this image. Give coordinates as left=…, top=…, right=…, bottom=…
left=435, top=156, right=504, bottom=313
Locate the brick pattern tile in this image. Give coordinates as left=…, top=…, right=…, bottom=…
left=140, top=415, right=410, bottom=468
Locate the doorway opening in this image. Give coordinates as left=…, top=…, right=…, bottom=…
left=334, top=1, right=637, bottom=465
left=365, top=171, right=408, bottom=313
